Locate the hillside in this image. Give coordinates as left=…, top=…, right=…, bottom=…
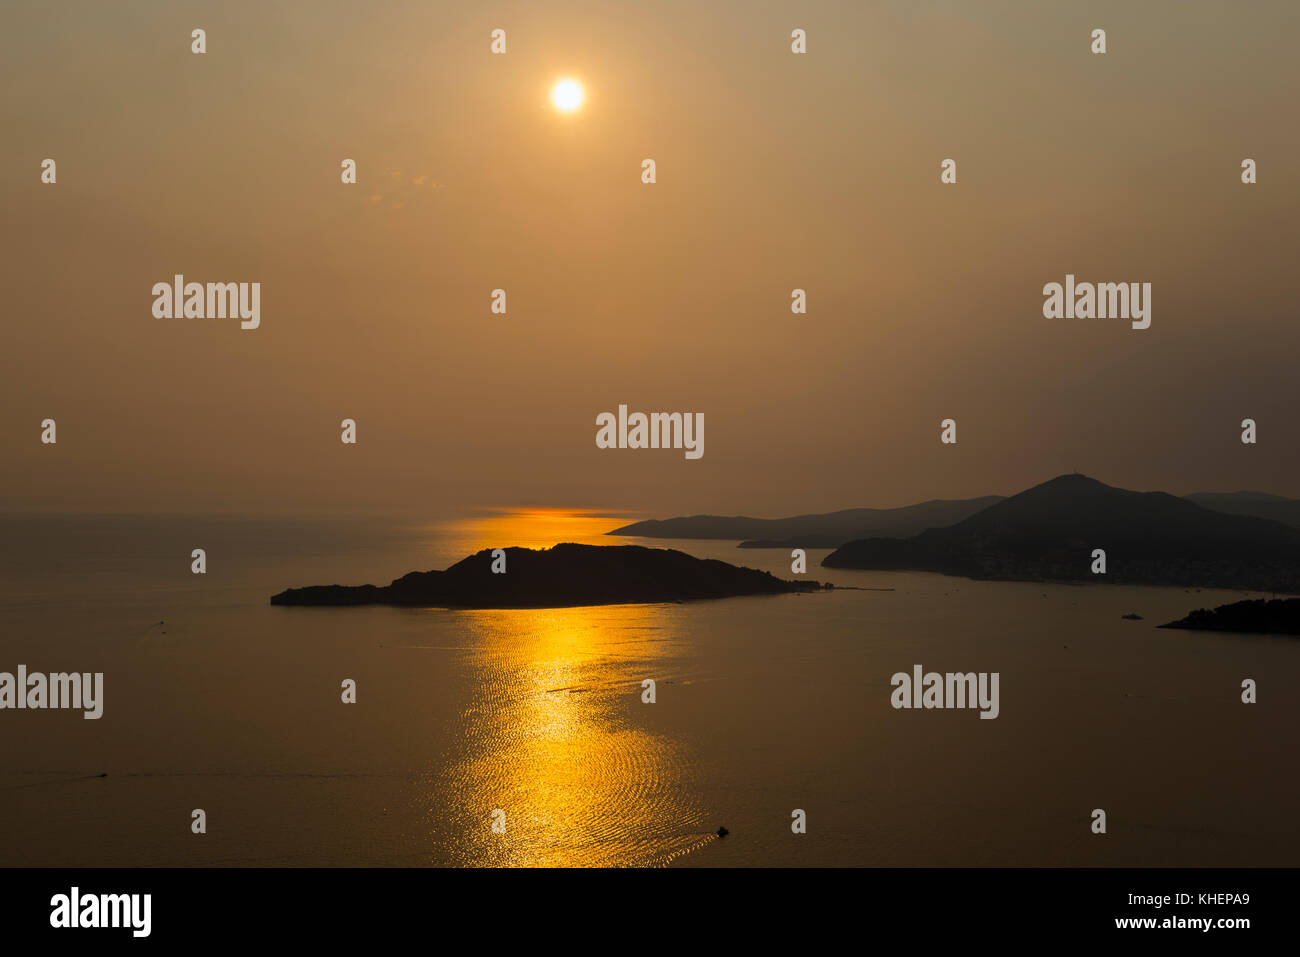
left=607, top=496, right=1004, bottom=546
left=822, top=474, right=1300, bottom=592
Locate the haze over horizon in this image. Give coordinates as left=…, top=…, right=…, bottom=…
left=4, top=0, right=1298, bottom=518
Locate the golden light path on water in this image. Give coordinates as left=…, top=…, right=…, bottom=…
left=415, top=509, right=716, bottom=866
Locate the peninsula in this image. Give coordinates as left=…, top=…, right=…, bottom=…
left=608, top=496, right=1004, bottom=547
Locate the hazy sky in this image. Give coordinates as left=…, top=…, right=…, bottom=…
left=3, top=0, right=1298, bottom=517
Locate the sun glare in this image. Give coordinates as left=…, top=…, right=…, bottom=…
left=551, top=78, right=584, bottom=112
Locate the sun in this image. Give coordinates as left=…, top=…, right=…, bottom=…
left=551, top=78, right=585, bottom=113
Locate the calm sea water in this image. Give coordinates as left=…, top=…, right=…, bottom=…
left=0, top=512, right=1296, bottom=867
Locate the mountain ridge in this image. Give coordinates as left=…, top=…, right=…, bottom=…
left=608, top=487, right=1300, bottom=549
left=607, top=496, right=1005, bottom=546
left=821, top=474, right=1300, bottom=593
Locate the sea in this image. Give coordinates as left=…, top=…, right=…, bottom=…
left=1, top=511, right=1296, bottom=867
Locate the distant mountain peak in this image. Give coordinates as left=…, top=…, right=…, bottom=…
left=823, top=475, right=1300, bottom=593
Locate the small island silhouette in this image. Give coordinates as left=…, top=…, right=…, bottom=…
left=270, top=542, right=825, bottom=609
left=1160, top=597, right=1300, bottom=635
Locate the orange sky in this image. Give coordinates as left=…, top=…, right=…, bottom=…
left=2, top=0, right=1298, bottom=517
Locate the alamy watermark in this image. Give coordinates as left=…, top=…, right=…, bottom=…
left=152, top=275, right=260, bottom=329
left=1042, top=274, right=1150, bottom=330
left=50, top=887, right=150, bottom=937
left=0, top=666, right=103, bottom=719
left=595, top=405, right=704, bottom=459
left=891, top=664, right=999, bottom=719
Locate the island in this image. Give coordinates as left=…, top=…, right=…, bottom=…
left=270, top=542, right=826, bottom=609
left=1159, top=597, right=1300, bottom=635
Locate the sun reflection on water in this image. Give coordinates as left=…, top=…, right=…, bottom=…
left=421, top=604, right=713, bottom=866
